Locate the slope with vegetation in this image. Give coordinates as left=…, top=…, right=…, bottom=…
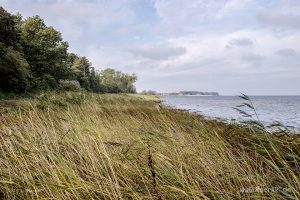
left=0, top=92, right=299, bottom=199
left=0, top=7, right=137, bottom=94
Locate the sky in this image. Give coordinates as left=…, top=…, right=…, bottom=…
left=1, top=0, right=300, bottom=95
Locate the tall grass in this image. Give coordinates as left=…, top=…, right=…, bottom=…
left=0, top=92, right=299, bottom=199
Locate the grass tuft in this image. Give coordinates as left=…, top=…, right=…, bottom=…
left=0, top=92, right=299, bottom=199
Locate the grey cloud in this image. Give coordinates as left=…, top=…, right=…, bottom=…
left=257, top=12, right=300, bottom=29
left=241, top=53, right=264, bottom=61
left=129, top=45, right=186, bottom=60
left=275, top=48, right=296, bottom=56
left=229, top=38, right=253, bottom=47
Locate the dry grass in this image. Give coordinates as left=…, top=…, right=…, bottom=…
left=0, top=92, right=299, bottom=199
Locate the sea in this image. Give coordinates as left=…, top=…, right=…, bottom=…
left=163, top=95, right=300, bottom=132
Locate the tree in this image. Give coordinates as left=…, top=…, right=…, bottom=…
left=119, top=73, right=137, bottom=93
left=100, top=68, right=137, bottom=93
left=0, top=7, right=29, bottom=92
left=72, top=56, right=91, bottom=90
left=88, top=67, right=102, bottom=93
left=0, top=7, right=21, bottom=49
left=20, top=15, right=69, bottom=90
left=0, top=46, right=29, bottom=93
left=0, top=7, right=138, bottom=94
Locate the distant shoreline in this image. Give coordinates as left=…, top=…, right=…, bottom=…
left=161, top=91, right=219, bottom=96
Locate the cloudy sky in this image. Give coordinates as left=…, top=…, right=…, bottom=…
left=1, top=0, right=300, bottom=95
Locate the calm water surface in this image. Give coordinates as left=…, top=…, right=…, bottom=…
left=163, top=96, right=300, bottom=131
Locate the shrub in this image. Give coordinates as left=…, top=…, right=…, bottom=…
left=58, top=80, right=82, bottom=92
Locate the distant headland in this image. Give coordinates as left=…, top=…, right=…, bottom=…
left=141, top=90, right=219, bottom=96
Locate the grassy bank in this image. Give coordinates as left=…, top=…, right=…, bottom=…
left=0, top=92, right=299, bottom=199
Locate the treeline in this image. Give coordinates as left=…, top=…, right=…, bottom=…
left=0, top=7, right=137, bottom=94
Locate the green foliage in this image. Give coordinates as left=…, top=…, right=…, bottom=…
left=0, top=46, right=29, bottom=93
left=0, top=7, right=29, bottom=93
left=89, top=67, right=104, bottom=93
left=71, top=56, right=91, bottom=90
left=100, top=68, right=137, bottom=93
left=58, top=80, right=82, bottom=92
left=0, top=7, right=137, bottom=94
left=72, top=56, right=90, bottom=76
left=0, top=7, right=21, bottom=49
left=36, top=92, right=86, bottom=109
left=20, top=15, right=69, bottom=83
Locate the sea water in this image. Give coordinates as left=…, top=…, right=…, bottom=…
left=164, top=96, right=300, bottom=131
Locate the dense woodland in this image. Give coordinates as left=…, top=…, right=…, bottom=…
left=0, top=7, right=137, bottom=94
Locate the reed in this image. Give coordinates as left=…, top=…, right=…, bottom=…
left=0, top=92, right=299, bottom=199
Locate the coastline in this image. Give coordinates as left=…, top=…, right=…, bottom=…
left=162, top=102, right=300, bottom=134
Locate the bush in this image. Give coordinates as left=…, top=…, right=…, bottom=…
left=58, top=80, right=82, bottom=91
